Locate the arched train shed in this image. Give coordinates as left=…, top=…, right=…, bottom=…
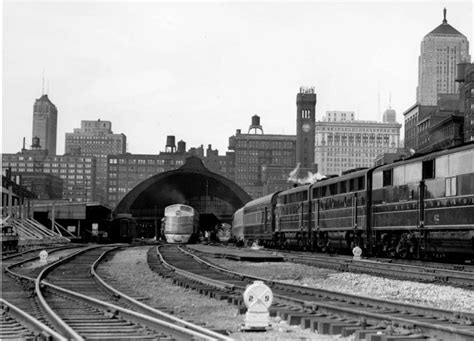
left=113, top=156, right=251, bottom=238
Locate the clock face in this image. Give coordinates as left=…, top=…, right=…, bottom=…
left=302, top=123, right=311, bottom=133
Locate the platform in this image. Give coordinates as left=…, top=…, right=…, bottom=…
left=186, top=244, right=284, bottom=262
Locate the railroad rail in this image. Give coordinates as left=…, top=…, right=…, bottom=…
left=37, top=245, right=232, bottom=340
left=3, top=244, right=231, bottom=340
left=2, top=245, right=86, bottom=340
left=282, top=252, right=474, bottom=288
left=191, top=244, right=474, bottom=288
left=155, top=244, right=474, bottom=341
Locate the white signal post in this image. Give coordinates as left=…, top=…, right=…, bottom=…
left=242, top=280, right=273, bottom=330
left=39, top=250, right=49, bottom=264
left=353, top=246, right=362, bottom=260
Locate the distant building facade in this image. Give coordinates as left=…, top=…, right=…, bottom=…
left=382, top=108, right=397, bottom=123
left=32, top=94, right=58, bottom=155
left=315, top=111, right=401, bottom=175
left=324, top=111, right=355, bottom=122
left=457, top=62, right=474, bottom=142
left=228, top=116, right=296, bottom=199
left=65, top=119, right=126, bottom=204
left=2, top=146, right=96, bottom=203
left=416, top=9, right=471, bottom=105
left=11, top=173, right=63, bottom=200
left=403, top=104, right=437, bottom=152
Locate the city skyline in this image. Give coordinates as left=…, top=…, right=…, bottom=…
left=2, top=1, right=473, bottom=156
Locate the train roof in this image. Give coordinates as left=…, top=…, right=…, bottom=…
left=278, top=183, right=311, bottom=196
left=311, top=168, right=370, bottom=187
left=375, top=142, right=474, bottom=172
left=244, top=191, right=280, bottom=208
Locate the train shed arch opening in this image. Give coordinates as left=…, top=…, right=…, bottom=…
left=113, top=156, right=251, bottom=238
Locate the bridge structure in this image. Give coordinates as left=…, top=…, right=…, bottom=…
left=113, top=156, right=252, bottom=238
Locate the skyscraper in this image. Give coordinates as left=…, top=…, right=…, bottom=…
left=32, top=94, right=58, bottom=155
left=65, top=119, right=126, bottom=204
left=416, top=8, right=471, bottom=105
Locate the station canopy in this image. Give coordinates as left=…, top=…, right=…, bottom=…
left=114, top=156, right=251, bottom=224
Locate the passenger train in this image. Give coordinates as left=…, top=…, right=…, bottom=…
left=232, top=143, right=474, bottom=260
left=163, top=204, right=199, bottom=243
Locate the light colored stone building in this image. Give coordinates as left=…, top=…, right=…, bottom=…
left=416, top=8, right=470, bottom=105
left=315, top=111, right=401, bottom=176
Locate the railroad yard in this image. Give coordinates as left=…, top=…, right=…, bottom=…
left=2, top=242, right=474, bottom=340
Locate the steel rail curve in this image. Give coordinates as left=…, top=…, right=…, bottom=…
left=91, top=246, right=234, bottom=341
left=157, top=245, right=474, bottom=341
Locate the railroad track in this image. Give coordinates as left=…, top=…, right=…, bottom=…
left=195, top=244, right=474, bottom=288
left=276, top=252, right=474, bottom=288
left=37, top=245, right=232, bottom=340
left=156, top=244, right=474, bottom=341
left=2, top=245, right=84, bottom=340
left=3, top=244, right=231, bottom=340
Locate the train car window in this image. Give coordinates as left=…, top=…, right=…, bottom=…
left=446, top=177, right=457, bottom=196
left=302, top=191, right=308, bottom=201
left=435, top=155, right=449, bottom=178
left=459, top=173, right=474, bottom=195
left=358, top=176, right=365, bottom=190
left=393, top=166, right=405, bottom=186
left=373, top=171, right=383, bottom=189
left=422, top=160, right=435, bottom=179
left=312, top=187, right=321, bottom=198
left=322, top=186, right=329, bottom=197
left=340, top=181, right=347, bottom=194
left=399, top=185, right=409, bottom=201
left=349, top=179, right=355, bottom=191
left=330, top=183, right=337, bottom=195
left=426, top=178, right=445, bottom=198
left=383, top=169, right=393, bottom=187
left=405, top=163, right=421, bottom=183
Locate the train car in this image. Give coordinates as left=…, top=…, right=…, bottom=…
left=310, top=168, right=371, bottom=253
left=231, top=206, right=245, bottom=243
left=163, top=204, right=199, bottom=244
left=242, top=192, right=280, bottom=247
left=371, top=143, right=474, bottom=259
left=275, top=185, right=311, bottom=249
left=109, top=214, right=136, bottom=243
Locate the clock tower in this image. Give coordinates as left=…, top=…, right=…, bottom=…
left=296, top=86, right=316, bottom=169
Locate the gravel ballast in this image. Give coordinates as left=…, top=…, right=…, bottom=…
left=100, top=246, right=351, bottom=340
left=204, top=257, right=474, bottom=313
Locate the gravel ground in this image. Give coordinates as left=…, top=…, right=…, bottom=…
left=204, top=257, right=474, bottom=313
left=100, top=246, right=351, bottom=340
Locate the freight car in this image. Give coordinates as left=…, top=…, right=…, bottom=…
left=234, top=143, right=474, bottom=260
left=163, top=204, right=199, bottom=244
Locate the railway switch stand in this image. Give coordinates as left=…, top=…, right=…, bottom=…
left=242, top=280, right=273, bottom=331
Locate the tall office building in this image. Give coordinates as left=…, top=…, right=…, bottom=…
left=416, top=8, right=470, bottom=105
left=315, top=112, right=401, bottom=176
left=65, top=120, right=126, bottom=204
left=32, top=94, right=58, bottom=155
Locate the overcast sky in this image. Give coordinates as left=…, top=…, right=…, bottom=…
left=2, top=1, right=473, bottom=155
